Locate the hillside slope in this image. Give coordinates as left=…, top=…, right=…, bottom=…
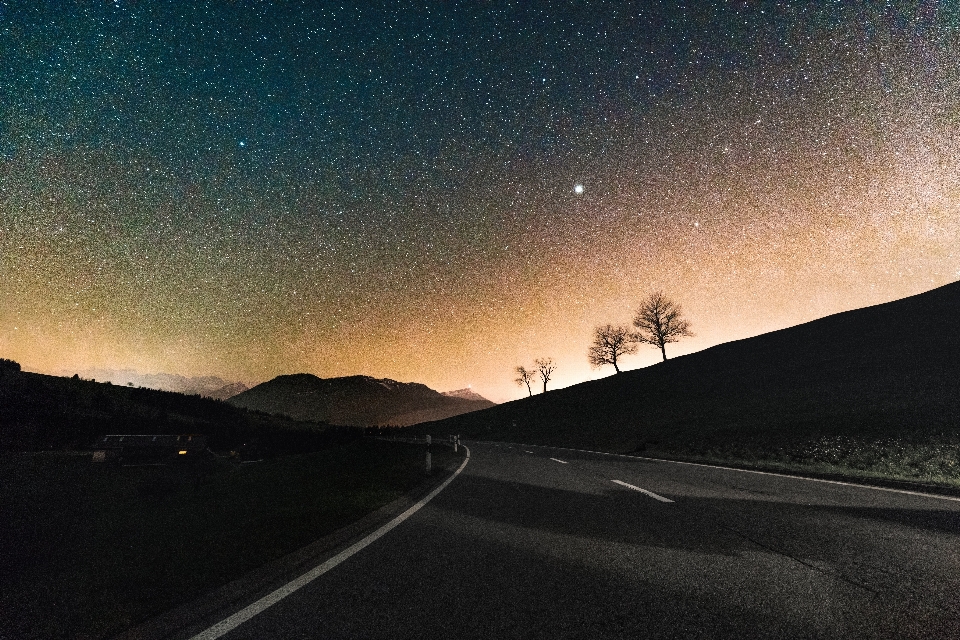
left=227, top=374, right=495, bottom=426
left=416, top=281, right=960, bottom=456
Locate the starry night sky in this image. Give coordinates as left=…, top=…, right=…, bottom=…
left=2, top=1, right=959, bottom=401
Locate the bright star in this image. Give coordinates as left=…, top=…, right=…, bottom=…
left=574, top=184, right=584, bottom=194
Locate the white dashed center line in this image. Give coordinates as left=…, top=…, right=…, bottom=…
left=612, top=479, right=674, bottom=503
left=549, top=458, right=568, bottom=464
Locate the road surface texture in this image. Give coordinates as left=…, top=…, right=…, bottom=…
left=181, top=441, right=960, bottom=639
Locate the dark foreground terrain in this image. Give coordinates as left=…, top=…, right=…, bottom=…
left=417, top=281, right=960, bottom=487
left=0, top=439, right=461, bottom=640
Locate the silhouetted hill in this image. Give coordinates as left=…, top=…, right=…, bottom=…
left=227, top=375, right=495, bottom=426
left=415, top=281, right=960, bottom=457
left=0, top=370, right=356, bottom=454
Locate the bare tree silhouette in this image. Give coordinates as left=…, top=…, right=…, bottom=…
left=588, top=324, right=637, bottom=373
left=535, top=358, right=556, bottom=393
left=514, top=365, right=535, bottom=397
left=632, top=291, right=694, bottom=361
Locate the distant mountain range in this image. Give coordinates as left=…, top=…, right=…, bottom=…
left=61, top=369, right=248, bottom=400
left=441, top=388, right=490, bottom=403
left=227, top=374, right=495, bottom=427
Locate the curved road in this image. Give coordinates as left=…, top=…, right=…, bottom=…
left=183, top=441, right=960, bottom=639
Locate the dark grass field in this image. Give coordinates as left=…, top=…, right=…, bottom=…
left=415, top=281, right=960, bottom=488
left=638, top=433, right=960, bottom=490
left=0, top=439, right=461, bottom=640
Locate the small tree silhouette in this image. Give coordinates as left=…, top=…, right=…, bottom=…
left=588, top=324, right=637, bottom=373
left=632, top=291, right=694, bottom=361
left=0, top=358, right=21, bottom=373
left=535, top=358, right=556, bottom=393
left=514, top=366, right=535, bottom=397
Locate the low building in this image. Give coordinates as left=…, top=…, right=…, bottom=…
left=92, top=434, right=208, bottom=464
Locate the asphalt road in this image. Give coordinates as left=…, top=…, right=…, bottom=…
left=188, top=441, right=960, bottom=639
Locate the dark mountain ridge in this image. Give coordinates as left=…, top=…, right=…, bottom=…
left=415, top=280, right=960, bottom=456
left=227, top=374, right=495, bottom=426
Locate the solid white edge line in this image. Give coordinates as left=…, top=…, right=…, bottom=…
left=188, top=446, right=471, bottom=640
left=477, top=441, right=960, bottom=503
left=549, top=458, right=568, bottom=464
left=611, top=479, right=674, bottom=503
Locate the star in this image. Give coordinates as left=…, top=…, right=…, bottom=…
left=574, top=184, right=584, bottom=195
